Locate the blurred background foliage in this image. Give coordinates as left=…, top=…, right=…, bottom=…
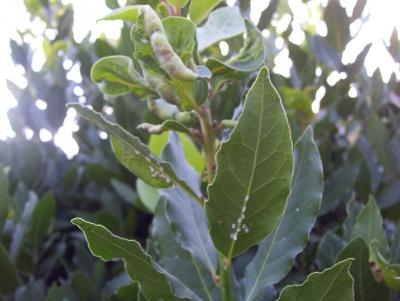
left=0, top=0, right=399, bottom=300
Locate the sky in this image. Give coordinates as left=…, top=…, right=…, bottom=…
left=0, top=0, right=399, bottom=158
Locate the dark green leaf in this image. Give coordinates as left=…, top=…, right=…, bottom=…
left=324, top=0, right=350, bottom=52
left=161, top=133, right=218, bottom=278
left=276, top=259, right=355, bottom=301
left=351, top=196, right=389, bottom=257
left=316, top=231, right=345, bottom=270
left=206, top=67, right=293, bottom=258
left=337, top=238, right=388, bottom=301
left=72, top=218, right=201, bottom=301
left=69, top=104, right=201, bottom=204
left=244, top=126, right=323, bottom=301
left=151, top=198, right=220, bottom=301
left=0, top=244, right=19, bottom=294
left=0, top=168, right=10, bottom=233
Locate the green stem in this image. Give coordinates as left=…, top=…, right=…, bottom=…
left=198, top=107, right=216, bottom=183
left=219, top=254, right=233, bottom=301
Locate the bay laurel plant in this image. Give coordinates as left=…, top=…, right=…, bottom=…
left=68, top=4, right=398, bottom=301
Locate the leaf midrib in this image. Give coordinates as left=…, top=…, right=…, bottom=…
left=227, top=80, right=265, bottom=261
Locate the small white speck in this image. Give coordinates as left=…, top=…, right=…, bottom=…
left=245, top=195, right=250, bottom=202
left=232, top=223, right=236, bottom=229
left=296, top=208, right=299, bottom=212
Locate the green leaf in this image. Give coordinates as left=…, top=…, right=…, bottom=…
left=150, top=198, right=220, bottom=301
left=163, top=17, right=196, bottom=63
left=91, top=55, right=153, bottom=97
left=161, top=133, right=218, bottom=278
left=243, top=126, right=323, bottom=301
left=136, top=179, right=160, bottom=213
left=189, top=0, right=223, bottom=24
left=206, top=67, right=293, bottom=258
left=0, top=167, right=10, bottom=233
left=367, top=113, right=393, bottom=176
left=167, top=0, right=189, bottom=8
left=149, top=132, right=204, bottom=173
left=276, top=259, right=355, bottom=301
left=316, top=231, right=345, bottom=270
left=337, top=238, right=388, bottom=301
left=45, top=285, right=65, bottom=301
left=370, top=240, right=400, bottom=291
left=29, top=192, right=56, bottom=252
left=69, top=104, right=201, bottom=204
left=100, top=5, right=141, bottom=22
left=324, top=0, right=350, bottom=52
left=206, top=19, right=265, bottom=79
left=342, top=199, right=363, bottom=241
left=71, top=218, right=201, bottom=301
left=197, top=6, right=246, bottom=51
left=0, top=244, right=19, bottom=294
left=351, top=196, right=389, bottom=257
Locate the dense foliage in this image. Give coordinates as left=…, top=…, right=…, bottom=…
left=1, top=0, right=400, bottom=300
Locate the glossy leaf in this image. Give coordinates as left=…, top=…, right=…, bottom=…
left=243, top=126, right=323, bottom=301
left=90, top=55, right=153, bottom=97
left=276, top=259, right=355, bottom=301
left=72, top=218, right=201, bottom=301
left=206, top=67, right=293, bottom=258
left=206, top=20, right=264, bottom=79
left=197, top=6, right=245, bottom=51
left=370, top=240, right=400, bottom=291
left=69, top=103, right=201, bottom=204
left=189, top=0, right=223, bottom=24
left=161, top=133, right=218, bottom=278
left=337, top=238, right=388, bottom=301
left=351, top=196, right=389, bottom=257
left=0, top=244, right=19, bottom=294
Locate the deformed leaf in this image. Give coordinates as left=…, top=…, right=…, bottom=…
left=206, top=67, right=293, bottom=258
left=337, top=238, right=388, bottom=301
left=71, top=218, right=201, bottom=301
left=370, top=240, right=400, bottom=291
left=206, top=19, right=264, bottom=79
left=189, top=0, right=223, bottom=24
left=276, top=259, right=355, bottom=301
left=91, top=55, right=153, bottom=97
left=0, top=244, right=19, bottom=294
left=243, top=126, right=323, bottom=301
left=69, top=103, right=201, bottom=204
left=197, top=6, right=246, bottom=51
